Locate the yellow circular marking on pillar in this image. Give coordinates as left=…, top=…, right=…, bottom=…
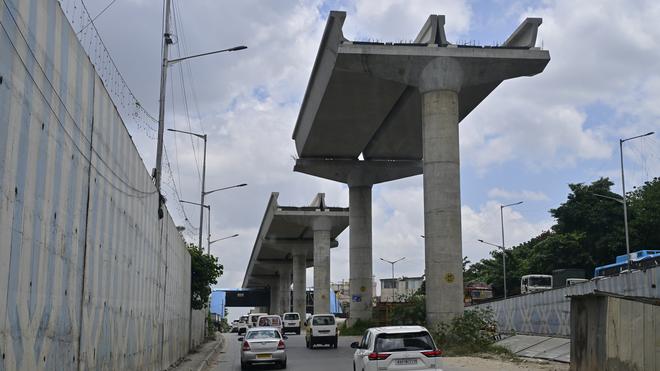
left=360, top=286, right=366, bottom=292
left=444, top=273, right=455, bottom=283
left=321, top=294, right=326, bottom=299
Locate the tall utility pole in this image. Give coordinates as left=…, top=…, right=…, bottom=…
left=154, top=0, right=173, bottom=218
left=500, top=201, right=523, bottom=299
left=153, top=0, right=246, bottom=218
left=619, top=131, right=654, bottom=270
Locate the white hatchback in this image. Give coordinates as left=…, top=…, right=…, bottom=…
left=351, top=326, right=442, bottom=371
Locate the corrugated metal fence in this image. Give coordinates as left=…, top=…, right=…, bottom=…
left=471, top=266, right=660, bottom=337
left=0, top=0, right=201, bottom=369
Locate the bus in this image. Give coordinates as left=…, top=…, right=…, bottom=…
left=594, top=250, right=660, bottom=277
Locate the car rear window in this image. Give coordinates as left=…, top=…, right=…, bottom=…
left=284, top=313, right=299, bottom=320
left=374, top=331, right=435, bottom=352
left=258, top=317, right=281, bottom=326
left=312, top=316, right=335, bottom=325
left=246, top=329, right=280, bottom=339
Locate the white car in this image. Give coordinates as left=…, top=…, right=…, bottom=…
left=305, top=314, right=338, bottom=348
left=239, top=327, right=288, bottom=369
left=351, top=326, right=442, bottom=371
left=258, top=315, right=283, bottom=333
left=237, top=315, right=249, bottom=335
left=282, top=312, right=301, bottom=334
left=248, top=312, right=268, bottom=329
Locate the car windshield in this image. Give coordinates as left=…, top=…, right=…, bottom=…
left=312, top=316, right=335, bottom=325
left=283, top=314, right=299, bottom=320
left=374, top=331, right=435, bottom=352
left=529, top=277, right=551, bottom=286
left=246, top=330, right=280, bottom=339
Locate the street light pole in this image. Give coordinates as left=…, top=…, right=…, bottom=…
left=153, top=0, right=246, bottom=216
left=178, top=182, right=246, bottom=253
left=380, top=257, right=406, bottom=280
left=499, top=201, right=523, bottom=299
left=154, top=0, right=173, bottom=218
left=168, top=129, right=207, bottom=252
left=477, top=239, right=506, bottom=298
left=619, top=131, right=654, bottom=271
left=199, top=135, right=207, bottom=253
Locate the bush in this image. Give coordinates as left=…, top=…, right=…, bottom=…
left=390, top=294, right=426, bottom=326
left=339, top=319, right=376, bottom=336
left=431, top=308, right=502, bottom=356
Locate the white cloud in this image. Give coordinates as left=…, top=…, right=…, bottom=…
left=487, top=188, right=549, bottom=201
left=461, top=201, right=553, bottom=263
left=75, top=0, right=660, bottom=321
left=342, top=0, right=472, bottom=41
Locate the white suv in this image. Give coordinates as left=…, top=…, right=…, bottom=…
left=305, top=314, right=338, bottom=348
left=282, top=312, right=301, bottom=334
left=351, top=326, right=442, bottom=371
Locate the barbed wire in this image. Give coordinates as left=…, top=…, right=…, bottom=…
left=59, top=0, right=158, bottom=140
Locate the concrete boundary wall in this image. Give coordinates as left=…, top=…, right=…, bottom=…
left=0, top=1, right=195, bottom=370
left=472, top=266, right=660, bottom=337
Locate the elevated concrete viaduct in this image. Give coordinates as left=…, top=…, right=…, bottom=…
left=242, top=193, right=348, bottom=316
left=292, top=12, right=550, bottom=326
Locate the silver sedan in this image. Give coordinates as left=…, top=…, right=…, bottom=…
left=238, top=327, right=288, bottom=369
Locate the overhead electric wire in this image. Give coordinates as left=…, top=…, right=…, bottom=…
left=172, top=2, right=203, bottom=182
left=63, top=0, right=158, bottom=134
left=1, top=0, right=156, bottom=197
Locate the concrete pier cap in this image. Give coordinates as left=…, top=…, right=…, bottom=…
left=243, top=193, right=348, bottom=315
left=292, top=11, right=549, bottom=327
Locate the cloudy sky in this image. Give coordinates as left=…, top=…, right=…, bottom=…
left=69, top=0, right=660, bottom=316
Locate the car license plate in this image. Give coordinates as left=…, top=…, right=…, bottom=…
left=395, top=359, right=417, bottom=365
left=319, top=330, right=330, bottom=333
left=256, top=354, right=271, bottom=359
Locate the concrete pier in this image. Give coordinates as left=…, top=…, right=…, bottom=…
left=313, top=226, right=331, bottom=314
left=349, top=185, right=373, bottom=323
left=294, top=160, right=422, bottom=322
left=242, top=193, right=348, bottom=318
left=270, top=279, right=281, bottom=315
left=422, top=89, right=464, bottom=324
left=279, top=267, right=291, bottom=314
left=291, top=12, right=549, bottom=328
left=292, top=251, right=307, bottom=317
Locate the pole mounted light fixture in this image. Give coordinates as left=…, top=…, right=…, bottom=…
left=380, top=257, right=406, bottom=280
left=209, top=233, right=239, bottom=246
left=498, top=201, right=523, bottom=299
left=619, top=131, right=654, bottom=271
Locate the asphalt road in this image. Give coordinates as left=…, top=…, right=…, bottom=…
left=213, top=333, right=360, bottom=371
left=210, top=333, right=566, bottom=371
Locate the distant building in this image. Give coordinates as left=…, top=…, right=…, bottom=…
left=379, top=276, right=424, bottom=302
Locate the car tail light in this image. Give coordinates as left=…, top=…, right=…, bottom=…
left=367, top=352, right=390, bottom=361
left=277, top=340, right=286, bottom=350
left=422, top=349, right=442, bottom=358
left=242, top=341, right=251, bottom=351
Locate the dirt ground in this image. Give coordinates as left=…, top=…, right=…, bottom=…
left=443, top=356, right=570, bottom=371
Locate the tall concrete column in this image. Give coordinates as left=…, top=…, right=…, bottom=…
left=269, top=279, right=281, bottom=315
left=313, top=219, right=331, bottom=314
left=422, top=89, right=464, bottom=327
left=292, top=251, right=307, bottom=317
left=348, top=185, right=373, bottom=324
left=279, top=267, right=291, bottom=314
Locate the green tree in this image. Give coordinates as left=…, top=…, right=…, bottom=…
left=628, top=177, right=660, bottom=249
left=188, top=244, right=223, bottom=310
left=464, top=176, right=660, bottom=294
